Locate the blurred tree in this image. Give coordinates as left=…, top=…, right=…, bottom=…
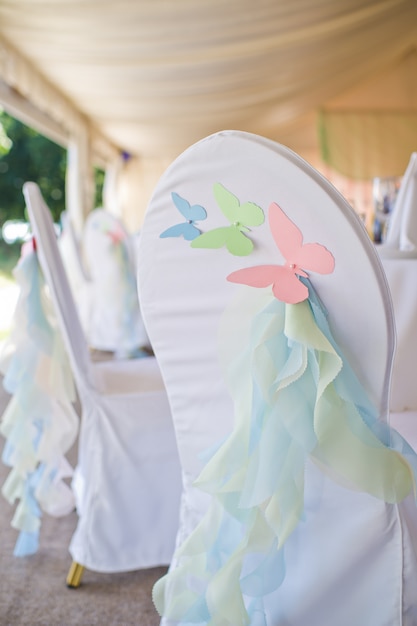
left=0, top=109, right=67, bottom=226
left=94, top=166, right=105, bottom=208
left=0, top=110, right=105, bottom=277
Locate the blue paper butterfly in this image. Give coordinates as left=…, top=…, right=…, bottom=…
left=160, top=192, right=207, bottom=240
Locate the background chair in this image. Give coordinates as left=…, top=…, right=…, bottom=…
left=384, top=152, right=417, bottom=253
left=376, top=247, right=417, bottom=449
left=83, top=208, right=150, bottom=356
left=23, top=182, right=182, bottom=586
left=137, top=131, right=417, bottom=625
left=376, top=151, right=417, bottom=445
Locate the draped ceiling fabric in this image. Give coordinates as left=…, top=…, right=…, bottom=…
left=321, top=48, right=417, bottom=179
left=0, top=0, right=417, bottom=226
left=320, top=111, right=417, bottom=180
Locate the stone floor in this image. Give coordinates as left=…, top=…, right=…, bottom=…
left=0, top=371, right=165, bottom=626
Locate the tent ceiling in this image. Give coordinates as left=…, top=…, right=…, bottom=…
left=0, top=0, right=416, bottom=160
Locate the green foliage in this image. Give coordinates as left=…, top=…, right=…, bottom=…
left=0, top=110, right=67, bottom=226
left=94, top=167, right=105, bottom=207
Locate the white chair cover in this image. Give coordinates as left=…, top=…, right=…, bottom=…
left=384, top=152, right=417, bottom=252
left=23, top=182, right=182, bottom=573
left=377, top=255, right=417, bottom=412
left=375, top=252, right=417, bottom=452
left=83, top=208, right=150, bottom=354
left=137, top=131, right=417, bottom=625
left=376, top=152, right=417, bottom=443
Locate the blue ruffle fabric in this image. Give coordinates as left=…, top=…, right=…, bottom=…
left=0, top=249, right=79, bottom=556
left=153, top=280, right=417, bottom=625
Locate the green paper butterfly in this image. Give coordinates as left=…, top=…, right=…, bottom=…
left=190, top=183, right=264, bottom=256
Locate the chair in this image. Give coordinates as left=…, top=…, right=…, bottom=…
left=83, top=208, right=150, bottom=356
left=375, top=248, right=417, bottom=450
left=377, top=152, right=417, bottom=444
left=137, top=131, right=417, bottom=625
left=384, top=152, right=417, bottom=252
left=377, top=251, right=417, bottom=412
left=22, top=182, right=182, bottom=586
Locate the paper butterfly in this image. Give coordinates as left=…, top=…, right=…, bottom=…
left=104, top=225, right=126, bottom=245
left=227, top=202, right=335, bottom=304
left=191, top=183, right=264, bottom=256
left=160, top=192, right=207, bottom=240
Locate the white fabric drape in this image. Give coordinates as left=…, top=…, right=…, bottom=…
left=1, top=1, right=417, bottom=227
left=0, top=1, right=416, bottom=161
left=319, top=111, right=417, bottom=179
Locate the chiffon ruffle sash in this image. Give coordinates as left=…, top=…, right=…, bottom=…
left=0, top=250, right=78, bottom=556
left=153, top=282, right=417, bottom=625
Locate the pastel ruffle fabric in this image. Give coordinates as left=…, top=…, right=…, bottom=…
left=153, top=280, right=417, bottom=625
left=0, top=248, right=79, bottom=556
left=104, top=225, right=148, bottom=357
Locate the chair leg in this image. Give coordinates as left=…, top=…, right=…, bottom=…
left=66, top=561, right=85, bottom=588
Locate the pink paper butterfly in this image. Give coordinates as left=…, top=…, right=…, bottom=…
left=227, top=202, right=335, bottom=304
left=104, top=225, right=126, bottom=245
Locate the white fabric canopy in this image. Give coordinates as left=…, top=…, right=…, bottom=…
left=0, top=1, right=417, bottom=229
left=0, top=0, right=416, bottom=161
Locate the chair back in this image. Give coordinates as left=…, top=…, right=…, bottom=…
left=84, top=208, right=148, bottom=352
left=23, top=182, right=95, bottom=390
left=138, top=131, right=395, bottom=479
left=378, top=254, right=417, bottom=410
left=385, top=152, right=417, bottom=251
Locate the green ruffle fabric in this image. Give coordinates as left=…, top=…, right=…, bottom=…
left=153, top=282, right=417, bottom=625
